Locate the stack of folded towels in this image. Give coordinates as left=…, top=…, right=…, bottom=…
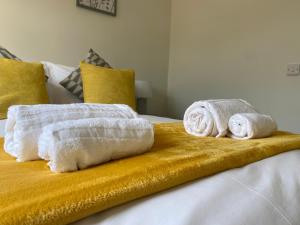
left=183, top=99, right=277, bottom=139
left=4, top=104, right=154, bottom=172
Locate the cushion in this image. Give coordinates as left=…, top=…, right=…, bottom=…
left=0, top=46, right=49, bottom=80
left=81, top=62, right=136, bottom=110
left=60, top=49, right=111, bottom=100
left=43, top=62, right=151, bottom=106
left=42, top=62, right=82, bottom=104
left=0, top=46, right=21, bottom=61
left=0, top=59, right=49, bottom=119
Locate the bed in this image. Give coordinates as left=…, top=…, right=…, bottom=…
left=1, top=58, right=299, bottom=225
left=1, top=116, right=299, bottom=225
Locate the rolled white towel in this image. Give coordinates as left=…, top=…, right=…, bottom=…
left=38, top=118, right=154, bottom=173
left=4, top=104, right=137, bottom=162
left=183, top=99, right=257, bottom=137
left=228, top=113, right=277, bottom=140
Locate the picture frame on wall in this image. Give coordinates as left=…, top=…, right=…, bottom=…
left=76, top=0, right=117, bottom=17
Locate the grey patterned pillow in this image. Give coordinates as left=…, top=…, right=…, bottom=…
left=0, top=46, right=21, bottom=61
left=60, top=49, right=111, bottom=100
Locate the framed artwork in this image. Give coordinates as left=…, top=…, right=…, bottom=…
left=77, top=0, right=117, bottom=16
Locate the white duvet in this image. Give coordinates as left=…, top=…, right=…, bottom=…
left=73, top=149, right=300, bottom=225
left=1, top=116, right=299, bottom=225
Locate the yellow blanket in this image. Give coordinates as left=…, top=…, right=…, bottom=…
left=1, top=123, right=300, bottom=225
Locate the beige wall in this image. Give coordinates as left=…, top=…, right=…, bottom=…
left=0, top=0, right=171, bottom=116
left=1, top=0, right=300, bottom=131
left=168, top=0, right=300, bottom=132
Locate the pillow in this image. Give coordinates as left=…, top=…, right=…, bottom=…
left=81, top=62, right=136, bottom=110
left=0, top=46, right=49, bottom=80
left=0, top=46, right=21, bottom=61
left=42, top=62, right=82, bottom=104
left=60, top=49, right=111, bottom=100
left=43, top=62, right=150, bottom=105
left=0, top=59, right=49, bottom=119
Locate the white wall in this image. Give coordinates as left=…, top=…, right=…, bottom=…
left=168, top=0, right=300, bottom=132
left=1, top=0, right=300, bottom=132
left=0, top=0, right=171, bottom=115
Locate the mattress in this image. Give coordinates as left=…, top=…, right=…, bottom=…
left=72, top=149, right=300, bottom=225
left=0, top=120, right=5, bottom=137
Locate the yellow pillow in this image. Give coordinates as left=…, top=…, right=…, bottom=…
left=0, top=58, right=49, bottom=119
left=81, top=62, right=136, bottom=110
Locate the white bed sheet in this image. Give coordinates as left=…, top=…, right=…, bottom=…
left=72, top=116, right=300, bottom=225
left=139, top=115, right=180, bottom=123
left=72, top=150, right=300, bottom=225
left=0, top=120, right=5, bottom=137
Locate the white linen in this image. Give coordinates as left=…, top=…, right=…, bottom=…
left=229, top=113, right=277, bottom=140
left=4, top=104, right=137, bottom=162
left=139, top=115, right=180, bottom=123
left=39, top=118, right=154, bottom=173
left=0, top=120, right=6, bottom=137
left=2, top=112, right=298, bottom=224
left=73, top=149, right=300, bottom=225
left=42, top=62, right=82, bottom=104
left=183, top=99, right=257, bottom=137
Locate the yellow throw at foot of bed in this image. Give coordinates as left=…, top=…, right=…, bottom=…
left=1, top=122, right=300, bottom=225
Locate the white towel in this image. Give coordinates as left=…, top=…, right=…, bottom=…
left=38, top=118, right=154, bottom=173
left=4, top=104, right=137, bottom=162
left=183, top=99, right=257, bottom=137
left=228, top=113, right=277, bottom=140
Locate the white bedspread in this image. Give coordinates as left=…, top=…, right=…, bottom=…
left=1, top=116, right=299, bottom=225
left=73, top=149, right=300, bottom=225
left=0, top=120, right=5, bottom=137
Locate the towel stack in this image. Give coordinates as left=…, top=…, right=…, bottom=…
left=4, top=104, right=154, bottom=172
left=184, top=99, right=277, bottom=139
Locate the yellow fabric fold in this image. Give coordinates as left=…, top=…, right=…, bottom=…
left=1, top=122, right=300, bottom=225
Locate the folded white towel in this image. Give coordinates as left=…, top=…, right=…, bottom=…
left=183, top=99, right=257, bottom=137
left=228, top=113, right=277, bottom=140
left=38, top=118, right=154, bottom=173
left=4, top=104, right=137, bottom=162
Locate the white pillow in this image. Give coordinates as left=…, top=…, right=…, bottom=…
left=42, top=62, right=82, bottom=104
